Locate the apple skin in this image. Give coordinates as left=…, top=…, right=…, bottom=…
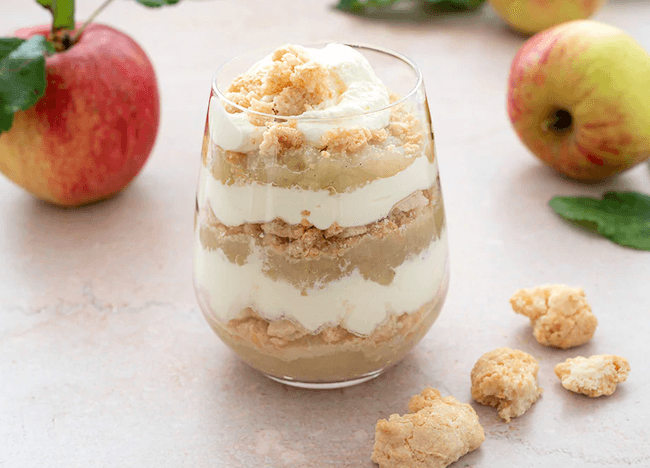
left=0, top=24, right=159, bottom=206
left=489, top=0, right=607, bottom=36
left=507, top=20, right=650, bottom=180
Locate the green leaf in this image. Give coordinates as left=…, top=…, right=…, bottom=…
left=549, top=191, right=650, bottom=250
left=425, top=0, right=485, bottom=10
left=0, top=36, right=54, bottom=134
left=335, top=0, right=485, bottom=13
left=336, top=0, right=406, bottom=12
left=135, top=0, right=182, bottom=7
left=0, top=38, right=25, bottom=60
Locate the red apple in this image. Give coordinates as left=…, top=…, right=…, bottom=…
left=507, top=20, right=650, bottom=180
left=0, top=23, right=159, bottom=206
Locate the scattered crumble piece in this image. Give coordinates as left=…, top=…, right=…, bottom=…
left=470, top=347, right=543, bottom=422
left=554, top=355, right=630, bottom=397
left=371, top=387, right=484, bottom=468
left=510, top=284, right=598, bottom=349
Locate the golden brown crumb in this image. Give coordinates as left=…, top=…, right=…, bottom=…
left=471, top=347, right=543, bottom=422
left=225, top=44, right=343, bottom=117
left=258, top=122, right=304, bottom=161
left=371, top=387, right=484, bottom=468
left=554, top=355, right=630, bottom=397
left=319, top=127, right=388, bottom=155
left=510, top=285, right=598, bottom=349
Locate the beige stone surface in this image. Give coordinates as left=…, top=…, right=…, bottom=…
left=1, top=1, right=650, bottom=467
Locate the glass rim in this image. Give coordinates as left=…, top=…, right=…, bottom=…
left=211, top=42, right=424, bottom=122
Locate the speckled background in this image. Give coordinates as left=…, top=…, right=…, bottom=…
left=1, top=1, right=649, bottom=466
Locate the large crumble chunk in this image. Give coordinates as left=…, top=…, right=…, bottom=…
left=371, top=387, right=484, bottom=468
left=225, top=44, right=344, bottom=117
left=510, top=284, right=598, bottom=349
left=554, top=355, right=630, bottom=397
left=471, top=347, right=543, bottom=422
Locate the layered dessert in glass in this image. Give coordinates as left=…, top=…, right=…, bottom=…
left=194, top=43, right=449, bottom=388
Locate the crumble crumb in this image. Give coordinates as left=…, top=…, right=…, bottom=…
left=471, top=347, right=543, bottom=422
left=225, top=44, right=343, bottom=117
left=510, top=285, right=598, bottom=349
left=371, top=387, right=484, bottom=468
left=258, top=122, right=304, bottom=161
left=554, top=355, right=630, bottom=397
left=319, top=127, right=389, bottom=155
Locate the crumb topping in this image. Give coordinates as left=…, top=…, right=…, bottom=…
left=258, top=121, right=304, bottom=160
left=471, top=347, right=543, bottom=422
left=554, top=355, right=630, bottom=397
left=371, top=387, right=485, bottom=468
left=510, top=284, right=598, bottom=349
left=225, top=44, right=345, bottom=117
left=319, top=127, right=388, bottom=155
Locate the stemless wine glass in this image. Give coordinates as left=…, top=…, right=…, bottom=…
left=194, top=43, right=449, bottom=388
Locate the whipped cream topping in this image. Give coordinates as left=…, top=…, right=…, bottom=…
left=194, top=229, right=449, bottom=335
left=210, top=43, right=391, bottom=152
left=199, top=156, right=438, bottom=229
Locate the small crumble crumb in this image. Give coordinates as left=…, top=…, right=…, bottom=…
left=258, top=122, right=304, bottom=161
left=554, top=355, right=630, bottom=397
left=371, top=387, right=484, bottom=468
left=471, top=347, right=543, bottom=422
left=510, top=284, right=598, bottom=349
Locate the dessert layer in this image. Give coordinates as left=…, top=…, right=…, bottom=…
left=194, top=224, right=448, bottom=335
left=203, top=288, right=447, bottom=382
left=205, top=101, right=431, bottom=194
left=212, top=44, right=391, bottom=152
left=199, top=155, right=438, bottom=229
left=198, top=187, right=444, bottom=291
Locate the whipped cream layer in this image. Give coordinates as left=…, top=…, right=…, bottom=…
left=199, top=156, right=438, bottom=229
left=211, top=44, right=391, bottom=152
left=194, top=230, right=448, bottom=336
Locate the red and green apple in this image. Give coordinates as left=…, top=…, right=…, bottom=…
left=507, top=20, right=650, bottom=180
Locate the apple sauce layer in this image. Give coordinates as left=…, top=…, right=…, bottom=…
left=203, top=281, right=448, bottom=382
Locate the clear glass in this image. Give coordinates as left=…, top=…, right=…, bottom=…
left=193, top=43, right=449, bottom=388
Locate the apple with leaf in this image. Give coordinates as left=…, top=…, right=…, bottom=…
left=0, top=0, right=179, bottom=206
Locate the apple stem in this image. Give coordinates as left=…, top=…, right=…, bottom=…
left=51, top=0, right=75, bottom=32
left=71, top=0, right=118, bottom=43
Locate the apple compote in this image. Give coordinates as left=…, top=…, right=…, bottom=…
left=194, top=44, right=449, bottom=388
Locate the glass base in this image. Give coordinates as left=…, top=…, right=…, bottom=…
left=263, top=368, right=385, bottom=389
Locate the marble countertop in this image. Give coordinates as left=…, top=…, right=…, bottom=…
left=1, top=1, right=649, bottom=466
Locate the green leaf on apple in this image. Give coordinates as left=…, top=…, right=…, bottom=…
left=549, top=191, right=650, bottom=251
left=0, top=36, right=54, bottom=134
left=135, top=0, right=182, bottom=7
left=336, top=0, right=485, bottom=13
